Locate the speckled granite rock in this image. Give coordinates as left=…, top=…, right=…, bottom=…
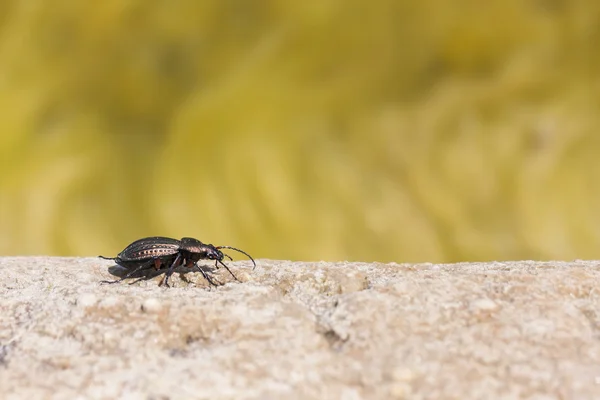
left=1, top=257, right=600, bottom=399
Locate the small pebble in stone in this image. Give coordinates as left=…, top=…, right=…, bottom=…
left=339, top=271, right=368, bottom=293
left=471, top=298, right=499, bottom=312
left=141, top=298, right=162, bottom=313
left=98, top=296, right=120, bottom=308
left=389, top=383, right=412, bottom=399
left=392, top=367, right=416, bottom=382
left=76, top=293, right=98, bottom=308
left=103, top=331, right=119, bottom=346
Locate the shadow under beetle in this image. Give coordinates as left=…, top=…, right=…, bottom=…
left=99, top=236, right=256, bottom=287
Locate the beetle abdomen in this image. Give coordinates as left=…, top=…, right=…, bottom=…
left=118, top=236, right=181, bottom=261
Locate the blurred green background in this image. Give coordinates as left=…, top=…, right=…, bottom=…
left=0, top=0, right=599, bottom=263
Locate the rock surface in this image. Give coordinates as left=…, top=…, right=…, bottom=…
left=1, top=257, right=600, bottom=399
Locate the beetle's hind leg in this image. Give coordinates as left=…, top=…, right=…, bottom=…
left=100, top=258, right=161, bottom=285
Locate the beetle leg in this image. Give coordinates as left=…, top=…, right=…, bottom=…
left=128, top=275, right=158, bottom=285
left=184, top=259, right=221, bottom=287
left=217, top=260, right=241, bottom=282
left=100, top=258, right=159, bottom=285
left=193, top=263, right=222, bottom=287
left=211, top=259, right=241, bottom=281
left=163, top=253, right=182, bottom=288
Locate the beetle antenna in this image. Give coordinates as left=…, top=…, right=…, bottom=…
left=216, top=246, right=256, bottom=270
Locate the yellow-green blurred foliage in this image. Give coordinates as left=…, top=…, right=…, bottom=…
left=0, top=0, right=599, bottom=262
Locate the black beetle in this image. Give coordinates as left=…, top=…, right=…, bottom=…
left=99, top=236, right=256, bottom=287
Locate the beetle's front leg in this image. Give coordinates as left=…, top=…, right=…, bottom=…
left=195, top=263, right=222, bottom=287
left=183, top=259, right=221, bottom=287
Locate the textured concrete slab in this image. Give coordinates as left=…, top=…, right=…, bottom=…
left=1, top=257, right=600, bottom=399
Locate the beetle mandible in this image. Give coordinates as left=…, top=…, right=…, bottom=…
left=98, top=236, right=256, bottom=287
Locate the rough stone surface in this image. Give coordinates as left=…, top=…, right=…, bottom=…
left=1, top=257, right=600, bottom=399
